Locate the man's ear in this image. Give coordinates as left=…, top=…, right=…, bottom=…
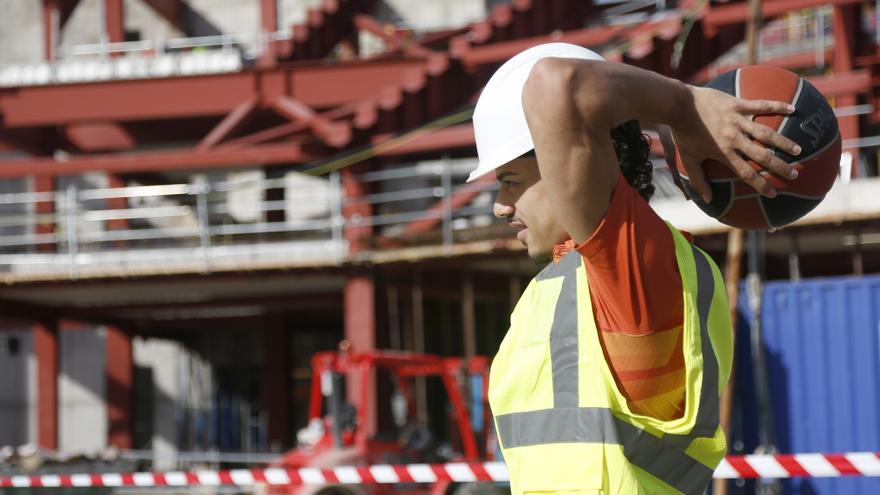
left=657, top=125, right=692, bottom=201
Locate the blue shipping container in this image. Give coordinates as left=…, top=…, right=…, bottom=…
left=734, top=274, right=880, bottom=495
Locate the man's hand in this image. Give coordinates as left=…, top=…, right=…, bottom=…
left=671, top=85, right=802, bottom=202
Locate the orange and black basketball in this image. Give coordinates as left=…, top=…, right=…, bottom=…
left=675, top=66, right=841, bottom=230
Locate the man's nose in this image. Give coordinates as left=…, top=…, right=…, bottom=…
left=494, top=196, right=515, bottom=219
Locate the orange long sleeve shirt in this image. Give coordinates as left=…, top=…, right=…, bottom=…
left=552, top=174, right=687, bottom=421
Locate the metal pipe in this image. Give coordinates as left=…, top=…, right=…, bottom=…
left=747, top=230, right=780, bottom=495
left=441, top=157, right=453, bottom=248
left=65, top=183, right=79, bottom=278
left=195, top=180, right=212, bottom=272
left=329, top=171, right=344, bottom=256
left=343, top=186, right=441, bottom=207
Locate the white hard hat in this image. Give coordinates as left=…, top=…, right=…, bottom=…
left=468, top=42, right=604, bottom=183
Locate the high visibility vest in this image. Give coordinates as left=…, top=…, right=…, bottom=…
left=489, top=226, right=733, bottom=495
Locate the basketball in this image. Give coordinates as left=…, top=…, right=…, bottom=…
left=674, top=66, right=841, bottom=230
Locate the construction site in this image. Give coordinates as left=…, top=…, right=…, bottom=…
left=0, top=0, right=879, bottom=494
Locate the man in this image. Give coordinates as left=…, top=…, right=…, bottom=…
left=472, top=44, right=800, bottom=494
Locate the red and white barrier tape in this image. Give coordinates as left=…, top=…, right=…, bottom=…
left=3, top=453, right=880, bottom=488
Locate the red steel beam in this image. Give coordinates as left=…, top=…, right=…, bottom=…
left=343, top=274, right=377, bottom=439
left=105, top=174, right=129, bottom=237
left=64, top=121, right=136, bottom=152
left=195, top=98, right=258, bottom=152
left=832, top=4, right=861, bottom=173
left=355, top=14, right=401, bottom=50
left=259, top=0, right=279, bottom=67
left=703, top=0, right=861, bottom=29
left=106, top=325, right=133, bottom=449
left=809, top=70, right=871, bottom=98
left=42, top=0, right=79, bottom=61
left=42, top=0, right=58, bottom=61
left=459, top=25, right=626, bottom=69
left=221, top=121, right=308, bottom=149
left=692, top=49, right=835, bottom=82
left=221, top=102, right=361, bottom=149
left=34, top=320, right=58, bottom=450
left=397, top=174, right=496, bottom=238
left=342, top=167, right=372, bottom=253
left=371, top=123, right=476, bottom=156
left=270, top=96, right=352, bottom=147
left=0, top=60, right=427, bottom=128
left=141, top=0, right=181, bottom=28
left=34, top=175, right=56, bottom=252
left=104, top=0, right=125, bottom=46
left=0, top=141, right=319, bottom=178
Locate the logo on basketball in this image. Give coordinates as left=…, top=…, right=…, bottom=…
left=800, top=104, right=835, bottom=147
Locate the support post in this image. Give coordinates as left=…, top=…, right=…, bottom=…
left=42, top=0, right=60, bottom=61
left=262, top=315, right=289, bottom=451
left=104, top=0, right=125, bottom=49
left=34, top=175, right=56, bottom=253
left=341, top=167, right=373, bottom=254
left=106, top=325, right=133, bottom=449
left=412, top=272, right=427, bottom=423
left=714, top=4, right=763, bottom=492
left=832, top=4, right=861, bottom=174
left=462, top=272, right=476, bottom=357
left=105, top=175, right=128, bottom=248
left=258, top=0, right=279, bottom=67
left=34, top=320, right=59, bottom=450
left=344, top=274, right=376, bottom=437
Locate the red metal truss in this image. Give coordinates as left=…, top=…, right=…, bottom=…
left=277, top=0, right=378, bottom=62
left=42, top=0, right=80, bottom=60
left=3, top=0, right=879, bottom=183
left=0, top=59, right=427, bottom=128
left=1, top=0, right=620, bottom=176
left=0, top=141, right=319, bottom=177
left=702, top=0, right=862, bottom=31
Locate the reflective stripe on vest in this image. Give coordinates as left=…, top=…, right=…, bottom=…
left=494, top=245, right=719, bottom=495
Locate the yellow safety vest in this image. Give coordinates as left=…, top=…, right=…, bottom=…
left=489, top=226, right=733, bottom=495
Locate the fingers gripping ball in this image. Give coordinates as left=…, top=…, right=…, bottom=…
left=675, top=66, right=841, bottom=230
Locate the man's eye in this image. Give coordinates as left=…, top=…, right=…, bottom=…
left=503, top=181, right=516, bottom=189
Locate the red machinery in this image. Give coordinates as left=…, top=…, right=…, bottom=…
left=273, top=350, right=496, bottom=495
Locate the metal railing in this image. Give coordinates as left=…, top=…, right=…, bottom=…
left=709, top=6, right=835, bottom=71
left=0, top=160, right=500, bottom=279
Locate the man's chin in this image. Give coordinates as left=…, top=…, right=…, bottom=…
left=526, top=244, right=552, bottom=262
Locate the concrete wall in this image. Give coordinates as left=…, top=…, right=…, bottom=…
left=0, top=0, right=43, bottom=65
left=58, top=326, right=107, bottom=452
left=380, top=0, right=486, bottom=31
left=0, top=324, right=108, bottom=451
left=133, top=337, right=182, bottom=470
left=0, top=329, right=36, bottom=447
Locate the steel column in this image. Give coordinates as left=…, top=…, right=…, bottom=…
left=104, top=0, right=125, bottom=48
left=832, top=4, right=861, bottom=174
left=105, top=175, right=128, bottom=245
left=34, top=320, right=58, bottom=450
left=344, top=274, right=377, bottom=437
left=259, top=0, right=279, bottom=67
left=33, top=175, right=56, bottom=253
left=262, top=315, right=289, bottom=451
left=105, top=325, right=133, bottom=448
left=341, top=168, right=373, bottom=253
left=42, top=0, right=59, bottom=61
left=462, top=273, right=476, bottom=357
left=41, top=0, right=78, bottom=61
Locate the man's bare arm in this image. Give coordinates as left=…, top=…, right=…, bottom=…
left=521, top=58, right=802, bottom=243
